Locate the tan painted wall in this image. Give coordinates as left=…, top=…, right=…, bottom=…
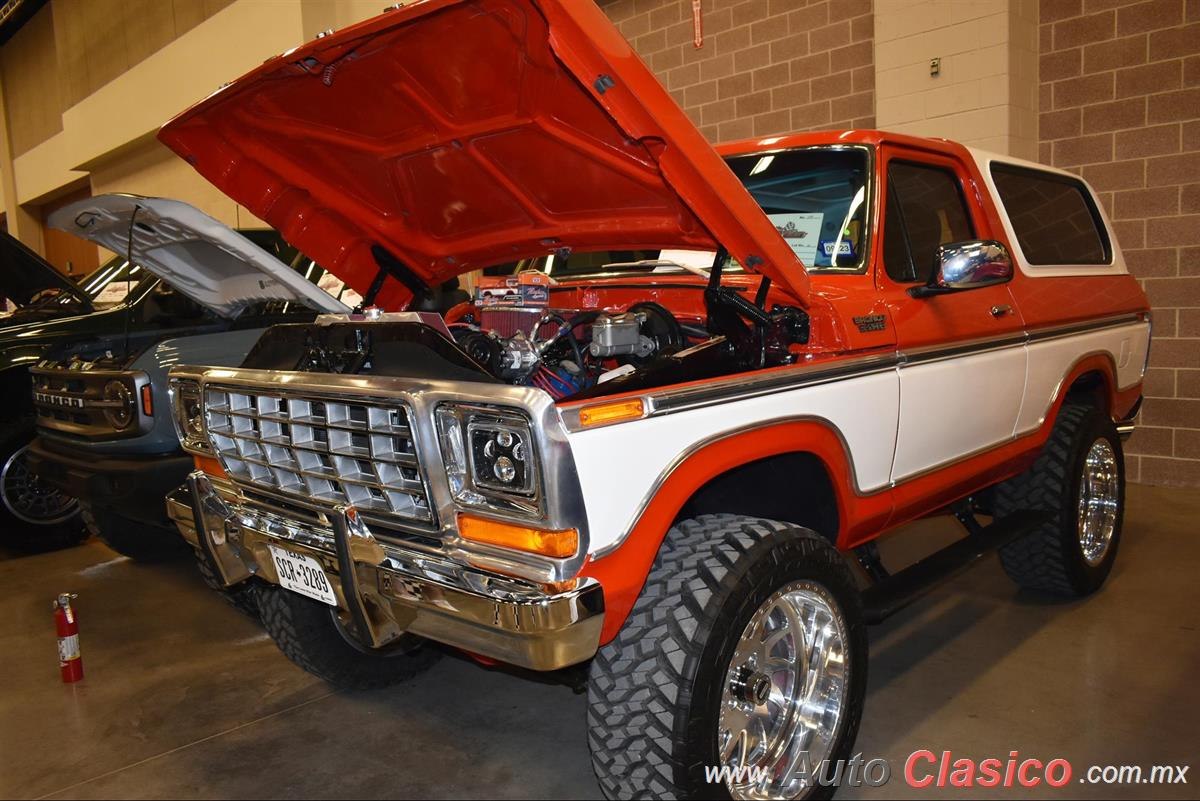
left=0, top=0, right=236, bottom=159
left=10, top=1, right=310, bottom=208
left=1, top=4, right=63, bottom=157
left=0, top=0, right=384, bottom=245
left=874, top=0, right=1039, bottom=159
left=51, top=0, right=235, bottom=113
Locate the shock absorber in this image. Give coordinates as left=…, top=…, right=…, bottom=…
left=53, top=593, right=83, bottom=683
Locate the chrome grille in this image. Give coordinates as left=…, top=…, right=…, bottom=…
left=203, top=387, right=433, bottom=525
left=31, top=365, right=147, bottom=438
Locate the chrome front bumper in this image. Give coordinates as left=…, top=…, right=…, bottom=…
left=167, top=471, right=604, bottom=671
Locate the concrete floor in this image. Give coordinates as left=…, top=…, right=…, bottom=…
left=1, top=482, right=1196, bottom=800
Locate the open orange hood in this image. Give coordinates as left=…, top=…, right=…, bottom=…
left=158, top=0, right=810, bottom=309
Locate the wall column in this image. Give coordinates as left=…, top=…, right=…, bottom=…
left=0, top=72, right=43, bottom=252
left=874, top=0, right=1039, bottom=159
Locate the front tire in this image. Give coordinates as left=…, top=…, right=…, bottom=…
left=587, top=515, right=867, bottom=800
left=0, top=421, right=85, bottom=549
left=256, top=585, right=440, bottom=690
left=994, top=403, right=1124, bottom=596
left=193, top=547, right=259, bottom=618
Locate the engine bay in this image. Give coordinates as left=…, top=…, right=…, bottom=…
left=452, top=274, right=693, bottom=398
left=241, top=267, right=812, bottom=402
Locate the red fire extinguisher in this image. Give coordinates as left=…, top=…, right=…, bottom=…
left=53, top=593, right=83, bottom=683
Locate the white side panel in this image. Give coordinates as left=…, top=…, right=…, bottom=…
left=1017, top=320, right=1150, bottom=433
left=569, top=371, right=900, bottom=555
left=890, top=347, right=1027, bottom=482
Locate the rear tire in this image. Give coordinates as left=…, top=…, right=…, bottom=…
left=587, top=515, right=867, bottom=800
left=81, top=502, right=189, bottom=562
left=256, top=585, right=440, bottom=690
left=0, top=421, right=85, bottom=549
left=994, top=403, right=1124, bottom=596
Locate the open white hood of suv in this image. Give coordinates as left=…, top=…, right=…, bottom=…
left=48, top=194, right=350, bottom=319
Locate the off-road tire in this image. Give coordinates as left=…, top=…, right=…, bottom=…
left=81, top=502, right=189, bottom=562
left=994, top=403, right=1124, bottom=596
left=256, top=585, right=441, bottom=690
left=0, top=418, right=86, bottom=549
left=193, top=547, right=259, bottom=618
left=587, top=515, right=867, bottom=800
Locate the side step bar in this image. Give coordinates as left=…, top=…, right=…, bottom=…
left=860, top=510, right=1052, bottom=624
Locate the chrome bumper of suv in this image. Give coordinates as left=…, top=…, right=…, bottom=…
left=1116, top=395, right=1142, bottom=442
left=167, top=471, right=604, bottom=671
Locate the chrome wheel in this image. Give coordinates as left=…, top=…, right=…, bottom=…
left=1, top=444, right=78, bottom=526
left=718, top=580, right=848, bottom=800
left=1078, top=438, right=1119, bottom=566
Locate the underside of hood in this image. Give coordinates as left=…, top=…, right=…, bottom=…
left=157, top=0, right=810, bottom=309
left=0, top=230, right=91, bottom=311
left=47, top=195, right=349, bottom=319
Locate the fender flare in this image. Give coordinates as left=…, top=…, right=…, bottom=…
left=580, top=417, right=886, bottom=644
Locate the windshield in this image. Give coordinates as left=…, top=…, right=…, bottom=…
left=474, top=147, right=870, bottom=281
left=78, top=258, right=144, bottom=307
left=724, top=146, right=870, bottom=272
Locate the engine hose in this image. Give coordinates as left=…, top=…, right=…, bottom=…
left=536, top=312, right=589, bottom=368
left=564, top=311, right=603, bottom=367
left=566, top=310, right=603, bottom=331
left=563, top=328, right=584, bottom=369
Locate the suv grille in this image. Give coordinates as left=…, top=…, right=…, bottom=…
left=32, top=366, right=143, bottom=438
left=204, top=387, right=433, bottom=525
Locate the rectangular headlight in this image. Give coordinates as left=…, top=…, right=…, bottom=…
left=169, top=378, right=208, bottom=454
left=436, top=403, right=540, bottom=517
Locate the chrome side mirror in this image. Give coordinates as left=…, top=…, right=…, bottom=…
left=910, top=240, right=1013, bottom=298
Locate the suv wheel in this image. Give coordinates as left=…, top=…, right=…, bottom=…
left=587, top=515, right=867, bottom=800
left=994, top=403, right=1125, bottom=596
left=0, top=420, right=85, bottom=549
left=256, top=585, right=440, bottom=690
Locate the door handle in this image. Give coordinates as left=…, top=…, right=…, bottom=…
left=990, top=304, right=1013, bottom=318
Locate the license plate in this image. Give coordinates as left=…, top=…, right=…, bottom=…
left=269, top=546, right=337, bottom=606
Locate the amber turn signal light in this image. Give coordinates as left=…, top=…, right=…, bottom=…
left=578, top=397, right=645, bottom=428
left=457, top=514, right=578, bottom=558
left=140, top=384, right=154, bottom=416
left=193, top=455, right=227, bottom=479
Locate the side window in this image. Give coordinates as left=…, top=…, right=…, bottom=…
left=990, top=165, right=1111, bottom=265
left=883, top=161, right=975, bottom=283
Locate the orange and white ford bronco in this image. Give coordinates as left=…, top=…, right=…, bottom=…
left=159, top=2, right=1150, bottom=798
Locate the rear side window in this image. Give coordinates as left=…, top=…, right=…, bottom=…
left=990, top=164, right=1111, bottom=265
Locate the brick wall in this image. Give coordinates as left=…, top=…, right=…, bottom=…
left=599, top=0, right=875, bottom=143
left=1039, top=0, right=1200, bottom=487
